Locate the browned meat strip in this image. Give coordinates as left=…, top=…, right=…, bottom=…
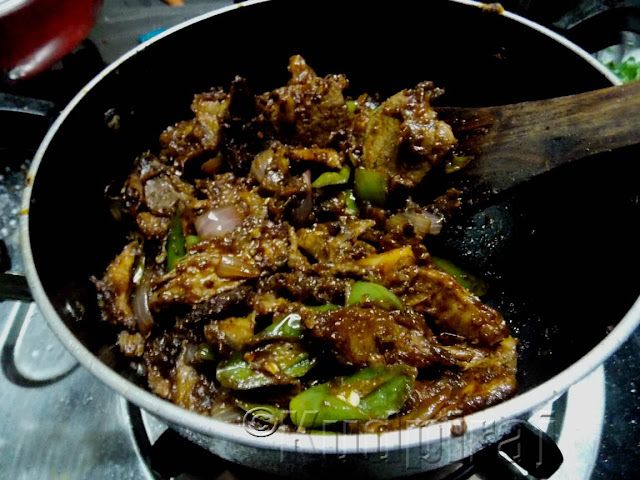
left=259, top=271, right=349, bottom=305
left=159, top=89, right=230, bottom=167
left=149, top=251, right=249, bottom=308
left=204, top=314, right=255, bottom=355
left=286, top=147, right=343, bottom=168
left=136, top=211, right=170, bottom=239
left=144, top=331, right=221, bottom=413
left=182, top=286, right=253, bottom=325
left=257, top=55, right=350, bottom=147
left=95, top=241, right=141, bottom=330
left=307, top=306, right=452, bottom=368
left=296, top=219, right=376, bottom=264
left=364, top=337, right=517, bottom=432
left=401, top=267, right=508, bottom=346
left=358, top=82, right=457, bottom=188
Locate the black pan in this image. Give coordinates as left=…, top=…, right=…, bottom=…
left=6, top=0, right=640, bottom=477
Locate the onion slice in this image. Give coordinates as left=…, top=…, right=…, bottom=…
left=291, top=170, right=313, bottom=225
left=133, top=280, right=154, bottom=335
left=195, top=206, right=243, bottom=239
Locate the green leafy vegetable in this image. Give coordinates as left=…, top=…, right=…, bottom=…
left=345, top=100, right=358, bottom=115
left=607, top=57, right=640, bottom=84
left=347, top=281, right=403, bottom=310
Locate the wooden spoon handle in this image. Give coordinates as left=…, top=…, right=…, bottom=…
left=440, top=80, right=640, bottom=195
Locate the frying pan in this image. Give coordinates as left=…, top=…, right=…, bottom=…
left=5, top=0, right=640, bottom=477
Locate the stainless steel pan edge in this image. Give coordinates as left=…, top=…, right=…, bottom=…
left=19, top=0, right=640, bottom=474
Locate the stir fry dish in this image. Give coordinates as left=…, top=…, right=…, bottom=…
left=95, top=56, right=517, bottom=433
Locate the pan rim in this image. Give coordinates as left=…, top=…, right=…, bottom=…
left=20, top=0, right=637, bottom=455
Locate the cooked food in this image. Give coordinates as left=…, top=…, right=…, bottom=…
left=95, top=55, right=517, bottom=432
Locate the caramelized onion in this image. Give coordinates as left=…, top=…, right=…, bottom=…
left=133, top=280, right=154, bottom=335
left=195, top=206, right=243, bottom=239
left=388, top=211, right=443, bottom=237
left=292, top=170, right=313, bottom=224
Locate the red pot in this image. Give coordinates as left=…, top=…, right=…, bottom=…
left=0, top=0, right=102, bottom=82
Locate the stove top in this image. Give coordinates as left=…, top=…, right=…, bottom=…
left=1, top=1, right=639, bottom=479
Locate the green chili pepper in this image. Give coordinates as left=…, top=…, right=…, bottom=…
left=289, top=366, right=415, bottom=428
left=345, top=100, right=358, bottom=115
left=185, top=235, right=201, bottom=248
left=216, top=343, right=315, bottom=390
left=306, top=304, right=340, bottom=313
left=340, top=189, right=359, bottom=216
left=216, top=354, right=273, bottom=390
left=354, top=168, right=388, bottom=205
left=311, top=165, right=351, bottom=188
left=236, top=401, right=288, bottom=424
left=290, top=384, right=368, bottom=428
left=285, top=357, right=316, bottom=377
left=347, top=281, right=403, bottom=310
left=166, top=211, right=186, bottom=271
left=444, top=154, right=472, bottom=174
left=357, top=374, right=413, bottom=419
left=255, top=313, right=303, bottom=341
left=431, top=256, right=489, bottom=297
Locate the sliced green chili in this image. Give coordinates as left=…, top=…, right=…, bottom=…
left=216, top=343, right=315, bottom=390
left=311, top=165, right=351, bottom=188
left=354, top=168, right=388, bottom=205
left=340, top=189, right=359, bottom=216
left=166, top=211, right=186, bottom=271
left=290, top=383, right=368, bottom=428
left=345, top=100, right=358, bottom=115
left=255, top=313, right=303, bottom=341
left=431, top=256, right=489, bottom=297
left=216, top=354, right=273, bottom=390
left=347, top=281, right=403, bottom=310
left=289, top=366, right=415, bottom=428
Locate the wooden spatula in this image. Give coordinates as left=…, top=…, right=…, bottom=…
left=437, top=80, right=640, bottom=196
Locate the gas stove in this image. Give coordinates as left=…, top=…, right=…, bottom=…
left=1, top=1, right=639, bottom=479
